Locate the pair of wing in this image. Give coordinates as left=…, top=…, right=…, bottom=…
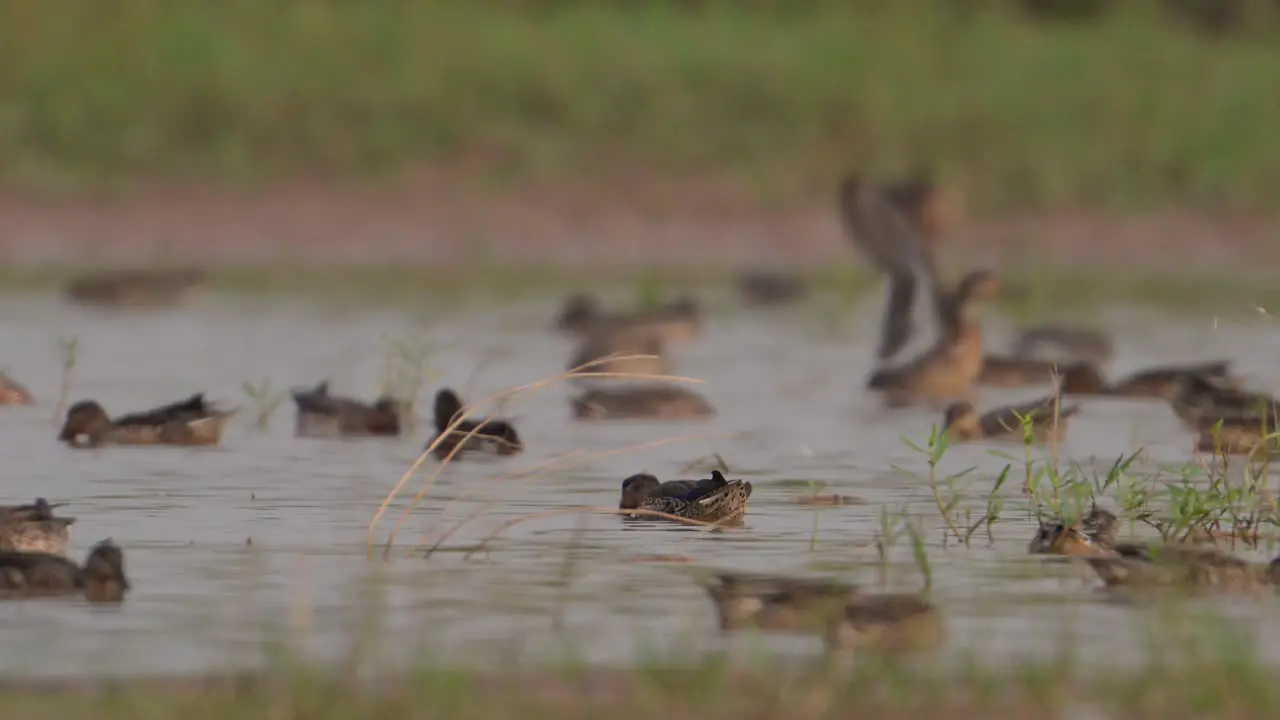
left=837, top=177, right=949, bottom=364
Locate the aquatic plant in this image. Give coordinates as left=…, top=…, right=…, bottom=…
left=51, top=336, right=78, bottom=426
left=241, top=378, right=287, bottom=431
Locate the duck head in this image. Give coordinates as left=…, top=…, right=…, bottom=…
left=58, top=401, right=113, bottom=448
left=619, top=473, right=662, bottom=510
left=433, top=389, right=466, bottom=435
left=941, top=401, right=980, bottom=440
left=556, top=294, right=598, bottom=332
left=83, top=539, right=130, bottom=603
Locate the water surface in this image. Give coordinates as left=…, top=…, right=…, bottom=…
left=1, top=291, right=1278, bottom=677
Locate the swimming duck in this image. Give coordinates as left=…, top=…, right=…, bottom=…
left=1084, top=544, right=1278, bottom=594
left=0, top=539, right=129, bottom=602
left=57, top=393, right=235, bottom=448
left=555, top=293, right=701, bottom=345
left=1169, top=373, right=1279, bottom=428
left=1028, top=507, right=1153, bottom=559
left=736, top=270, right=809, bottom=307
left=826, top=591, right=946, bottom=654
left=977, top=356, right=1064, bottom=388
left=0, top=498, right=76, bottom=555
left=1009, top=326, right=1115, bottom=366
left=0, top=371, right=34, bottom=406
left=1058, top=360, right=1237, bottom=399
left=290, top=381, right=403, bottom=438
left=64, top=268, right=205, bottom=308
left=1192, top=410, right=1280, bottom=456
left=865, top=269, right=1001, bottom=408
left=428, top=388, right=522, bottom=460
left=618, top=470, right=752, bottom=523
left=942, top=393, right=1079, bottom=443
left=566, top=328, right=673, bottom=383
left=700, top=571, right=945, bottom=654
left=571, top=385, right=715, bottom=421
left=700, top=573, right=860, bottom=633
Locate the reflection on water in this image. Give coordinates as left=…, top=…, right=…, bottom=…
left=0, top=292, right=1278, bottom=678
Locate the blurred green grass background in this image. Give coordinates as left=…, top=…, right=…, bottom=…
left=3, top=0, right=1279, bottom=211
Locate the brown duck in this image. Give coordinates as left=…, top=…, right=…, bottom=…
left=618, top=471, right=752, bottom=523
left=566, top=328, right=673, bottom=383
left=977, top=356, right=1064, bottom=388
left=1058, top=360, right=1237, bottom=399
left=0, top=498, right=76, bottom=555
left=0, top=371, right=34, bottom=406
left=1168, top=373, right=1279, bottom=428
left=58, top=393, right=235, bottom=448
left=555, top=293, right=701, bottom=345
left=64, top=268, right=205, bottom=308
left=0, top=539, right=129, bottom=602
left=571, top=384, right=715, bottom=421
left=1009, top=326, right=1114, bottom=365
left=1085, top=544, right=1280, bottom=594
left=428, top=388, right=522, bottom=460
left=942, top=393, right=1079, bottom=443
left=291, top=381, right=403, bottom=438
left=864, top=269, right=1002, bottom=408
left=700, top=572, right=944, bottom=654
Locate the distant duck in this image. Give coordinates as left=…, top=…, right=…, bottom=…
left=427, top=388, right=522, bottom=460
left=571, top=385, right=715, bottom=421
left=0, top=498, right=76, bottom=555
left=58, top=393, right=234, bottom=448
left=941, top=393, right=1079, bottom=444
left=555, top=293, right=702, bottom=345
left=290, top=381, right=403, bottom=438
left=0, top=539, right=130, bottom=602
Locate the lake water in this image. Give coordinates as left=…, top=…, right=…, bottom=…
left=1, top=288, right=1279, bottom=678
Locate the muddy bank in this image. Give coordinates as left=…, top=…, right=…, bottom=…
left=0, top=171, right=1276, bottom=272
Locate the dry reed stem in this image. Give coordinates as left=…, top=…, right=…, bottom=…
left=367, top=354, right=703, bottom=558
left=417, top=431, right=733, bottom=558
left=460, top=506, right=748, bottom=561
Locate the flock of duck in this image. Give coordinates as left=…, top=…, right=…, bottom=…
left=2, top=172, right=1279, bottom=656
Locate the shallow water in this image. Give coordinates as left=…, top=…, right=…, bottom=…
left=1, top=290, right=1279, bottom=678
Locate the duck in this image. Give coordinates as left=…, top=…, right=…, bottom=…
left=942, top=393, right=1079, bottom=443
left=977, top=356, right=1065, bottom=388
left=839, top=171, right=1112, bottom=370
left=700, top=571, right=944, bottom=654
left=1084, top=544, right=1279, bottom=594
left=566, top=328, right=673, bottom=383
left=1058, top=360, right=1237, bottom=399
left=618, top=470, right=752, bottom=523
left=1168, top=373, right=1279, bottom=428
left=0, top=498, right=76, bottom=555
left=428, top=388, right=522, bottom=460
left=700, top=573, right=860, bottom=633
left=0, top=371, right=34, bottom=406
left=64, top=268, right=205, bottom=308
left=1009, top=326, right=1114, bottom=366
left=864, top=269, right=1002, bottom=408
left=554, top=293, right=701, bottom=345
left=736, top=270, right=809, bottom=307
left=570, top=384, right=715, bottom=421
left=1028, top=507, right=1153, bottom=558
left=57, top=393, right=235, bottom=448
left=1192, top=410, right=1280, bottom=456
left=0, top=539, right=129, bottom=602
left=290, top=381, right=403, bottom=438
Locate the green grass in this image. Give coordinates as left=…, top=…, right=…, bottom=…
left=3, top=630, right=1278, bottom=719
left=3, top=1, right=1280, bottom=210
